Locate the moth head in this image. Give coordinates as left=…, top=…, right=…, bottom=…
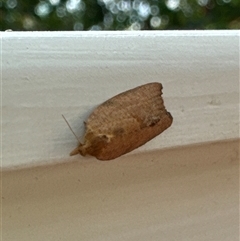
left=70, top=144, right=86, bottom=156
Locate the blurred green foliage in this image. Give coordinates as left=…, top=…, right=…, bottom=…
left=1, top=0, right=240, bottom=31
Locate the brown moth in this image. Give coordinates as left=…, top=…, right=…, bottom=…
left=69, top=82, right=173, bottom=160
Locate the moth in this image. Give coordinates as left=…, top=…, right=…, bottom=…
left=66, top=82, right=173, bottom=160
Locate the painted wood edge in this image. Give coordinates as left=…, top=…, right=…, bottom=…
left=2, top=31, right=240, bottom=169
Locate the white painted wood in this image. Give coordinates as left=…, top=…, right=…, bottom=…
left=2, top=31, right=240, bottom=169
left=2, top=140, right=239, bottom=241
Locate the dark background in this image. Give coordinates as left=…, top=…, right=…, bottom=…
left=1, top=0, right=240, bottom=31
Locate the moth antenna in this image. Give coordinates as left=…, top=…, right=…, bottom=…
left=62, top=115, right=81, bottom=145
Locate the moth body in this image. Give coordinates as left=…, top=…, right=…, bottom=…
left=70, top=82, right=173, bottom=160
